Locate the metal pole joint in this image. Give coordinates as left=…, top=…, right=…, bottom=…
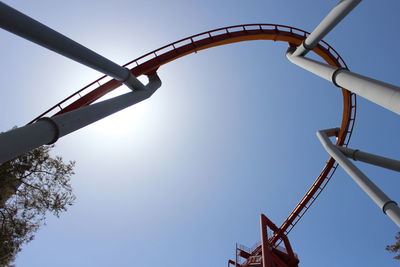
left=317, top=128, right=400, bottom=227
left=350, top=149, right=360, bottom=161
left=383, top=200, right=398, bottom=215
left=37, top=117, right=60, bottom=144
left=331, top=67, right=347, bottom=87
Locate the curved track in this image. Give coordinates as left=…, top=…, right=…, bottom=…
left=29, top=24, right=356, bottom=247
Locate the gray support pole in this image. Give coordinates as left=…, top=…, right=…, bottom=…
left=286, top=49, right=400, bottom=115
left=317, top=128, right=400, bottom=227
left=336, top=146, right=400, bottom=172
left=0, top=73, right=161, bottom=164
left=292, top=0, right=361, bottom=57
left=0, top=2, right=144, bottom=91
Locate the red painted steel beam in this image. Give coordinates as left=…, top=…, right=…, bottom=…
left=261, top=214, right=274, bottom=267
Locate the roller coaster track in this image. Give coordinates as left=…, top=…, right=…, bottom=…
left=28, top=23, right=356, bottom=248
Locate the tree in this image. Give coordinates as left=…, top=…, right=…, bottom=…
left=386, top=232, right=400, bottom=260
left=0, top=145, right=75, bottom=266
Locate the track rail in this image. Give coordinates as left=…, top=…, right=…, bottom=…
left=28, top=23, right=356, bottom=248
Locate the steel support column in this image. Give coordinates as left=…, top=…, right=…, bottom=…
left=0, top=73, right=161, bottom=164
left=260, top=214, right=274, bottom=267
left=0, top=2, right=144, bottom=91
left=292, top=0, right=361, bottom=56
left=317, top=128, right=400, bottom=227
left=287, top=49, right=400, bottom=115
left=336, top=146, right=400, bottom=172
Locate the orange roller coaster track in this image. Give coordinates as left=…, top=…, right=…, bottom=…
left=29, top=23, right=356, bottom=247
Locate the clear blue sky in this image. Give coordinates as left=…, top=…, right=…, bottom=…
left=1, top=1, right=400, bottom=266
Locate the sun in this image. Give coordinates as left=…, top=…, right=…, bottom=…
left=89, top=83, right=151, bottom=137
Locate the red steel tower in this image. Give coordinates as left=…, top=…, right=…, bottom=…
left=229, top=214, right=299, bottom=267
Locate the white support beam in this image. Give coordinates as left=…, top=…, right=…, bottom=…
left=336, top=146, right=400, bottom=172
left=286, top=49, right=400, bottom=115
left=292, top=0, right=361, bottom=56
left=0, top=73, right=161, bottom=164
left=317, top=128, right=400, bottom=227
left=0, top=2, right=144, bottom=91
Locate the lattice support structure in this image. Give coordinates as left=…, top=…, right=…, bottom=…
left=229, top=214, right=299, bottom=267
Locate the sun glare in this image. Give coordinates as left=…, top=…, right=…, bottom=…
left=89, top=77, right=152, bottom=137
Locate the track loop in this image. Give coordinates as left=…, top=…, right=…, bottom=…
left=28, top=24, right=356, bottom=250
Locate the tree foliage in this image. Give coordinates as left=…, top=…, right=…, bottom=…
left=0, top=145, right=75, bottom=266
left=386, top=232, right=400, bottom=260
